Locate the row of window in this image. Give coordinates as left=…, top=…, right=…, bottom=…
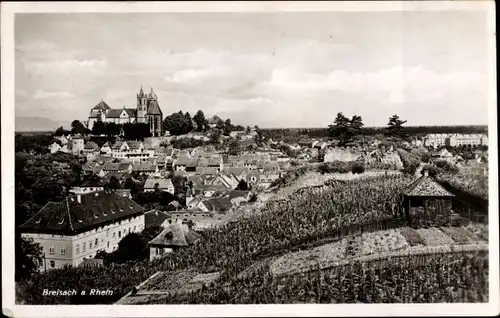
left=48, top=246, right=66, bottom=255
left=75, top=225, right=141, bottom=255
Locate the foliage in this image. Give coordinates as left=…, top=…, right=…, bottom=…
left=71, top=120, right=90, bottom=135
left=110, top=233, right=148, bottom=264
left=397, top=149, right=422, bottom=175
left=386, top=114, right=408, bottom=138
left=327, top=113, right=364, bottom=146
left=132, top=189, right=178, bottom=211
left=236, top=179, right=249, bottom=191
left=164, top=111, right=192, bottom=136
left=15, top=133, right=53, bottom=154
left=16, top=236, right=43, bottom=282
left=105, top=122, right=121, bottom=137
left=227, top=140, right=241, bottom=155
left=170, top=138, right=207, bottom=150
left=19, top=175, right=412, bottom=304
left=121, top=123, right=152, bottom=141
left=351, top=162, right=365, bottom=174
left=193, top=110, right=208, bottom=132
left=411, top=147, right=430, bottom=163
left=434, top=160, right=459, bottom=174
left=106, top=176, right=121, bottom=189
left=92, top=121, right=107, bottom=136
left=317, top=161, right=356, bottom=174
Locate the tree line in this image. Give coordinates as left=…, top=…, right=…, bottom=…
left=163, top=109, right=247, bottom=136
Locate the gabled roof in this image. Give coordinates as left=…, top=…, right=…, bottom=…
left=132, top=162, right=156, bottom=172
left=144, top=210, right=170, bottom=229
left=80, top=177, right=106, bottom=188
left=106, top=109, right=125, bottom=118
left=19, top=191, right=145, bottom=235
left=404, top=174, right=454, bottom=197
left=92, top=100, right=111, bottom=110
left=84, top=141, right=100, bottom=150
left=124, top=108, right=136, bottom=118
left=144, top=177, right=173, bottom=190
left=202, top=197, right=232, bottom=211
left=148, top=223, right=201, bottom=247
left=195, top=167, right=219, bottom=175
left=147, top=100, right=162, bottom=115
left=228, top=190, right=251, bottom=200
left=128, top=141, right=143, bottom=149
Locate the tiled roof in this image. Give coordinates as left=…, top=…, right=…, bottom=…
left=132, top=162, right=156, bottom=172
left=147, top=100, right=162, bottom=115
left=404, top=175, right=454, bottom=197
left=19, top=191, right=145, bottom=235
left=111, top=141, right=125, bottom=150
left=124, top=108, right=136, bottom=118
left=148, top=223, right=201, bottom=247
left=195, top=167, right=219, bottom=175
left=202, top=197, right=232, bottom=211
left=144, top=210, right=170, bottom=229
left=106, top=109, right=123, bottom=118
left=228, top=190, right=251, bottom=200
left=92, top=100, right=111, bottom=110
left=128, top=141, right=143, bottom=149
left=144, top=177, right=173, bottom=190
left=84, top=141, right=100, bottom=150
left=80, top=177, right=106, bottom=188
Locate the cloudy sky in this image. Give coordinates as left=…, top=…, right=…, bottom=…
left=15, top=11, right=490, bottom=128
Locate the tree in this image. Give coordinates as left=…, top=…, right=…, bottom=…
left=54, top=126, right=65, bottom=136
left=387, top=114, right=408, bottom=138
left=112, top=233, right=147, bottom=263
left=228, top=139, right=241, bottom=155
left=71, top=120, right=89, bottom=135
left=107, top=176, right=121, bottom=189
left=234, top=125, right=245, bottom=131
left=184, top=112, right=194, bottom=133
left=235, top=179, right=249, bottom=191
left=122, top=123, right=151, bottom=140
left=193, top=110, right=207, bottom=132
left=92, top=121, right=106, bottom=136
left=106, top=122, right=121, bottom=137
left=246, top=126, right=251, bottom=134
left=164, top=112, right=191, bottom=136
left=327, top=113, right=363, bottom=146
left=223, top=119, right=233, bottom=136
left=123, top=177, right=135, bottom=189
left=209, top=131, right=221, bottom=145
left=16, top=236, right=43, bottom=281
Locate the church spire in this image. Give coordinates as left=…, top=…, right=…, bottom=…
left=138, top=85, right=145, bottom=98
left=148, top=87, right=157, bottom=99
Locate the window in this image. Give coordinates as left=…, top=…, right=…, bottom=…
left=118, top=231, right=121, bottom=238
left=107, top=242, right=110, bottom=249
left=76, top=244, right=80, bottom=254
left=113, top=232, right=116, bottom=238
left=95, top=238, right=98, bottom=246
left=50, top=260, right=55, bottom=268
left=134, top=226, right=136, bottom=231
left=60, top=246, right=66, bottom=255
left=83, top=242, right=87, bottom=252
left=49, top=246, right=55, bottom=255
left=89, top=241, right=93, bottom=249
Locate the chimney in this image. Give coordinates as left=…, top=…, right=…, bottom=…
left=77, top=194, right=81, bottom=203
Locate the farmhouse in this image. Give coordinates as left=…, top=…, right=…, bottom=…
left=148, top=223, right=201, bottom=261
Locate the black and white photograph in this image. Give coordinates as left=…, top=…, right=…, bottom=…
left=1, top=1, right=498, bottom=317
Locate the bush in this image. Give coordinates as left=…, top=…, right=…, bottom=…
left=317, top=161, right=354, bottom=174
left=434, top=160, right=459, bottom=174
left=351, top=162, right=365, bottom=174
left=421, top=164, right=443, bottom=177
left=397, top=149, right=421, bottom=175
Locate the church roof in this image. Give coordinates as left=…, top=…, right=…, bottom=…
left=147, top=100, right=162, bottom=115
left=404, top=174, right=454, bottom=197
left=107, top=109, right=125, bottom=118
left=124, top=108, right=137, bottom=117
left=93, top=100, right=111, bottom=110
left=148, top=87, right=157, bottom=99
left=138, top=86, right=145, bottom=98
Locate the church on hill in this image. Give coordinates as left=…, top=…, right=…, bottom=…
left=87, top=86, right=163, bottom=136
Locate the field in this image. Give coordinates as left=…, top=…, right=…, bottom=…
left=19, top=172, right=489, bottom=305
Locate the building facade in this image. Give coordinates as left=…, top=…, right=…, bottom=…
left=87, top=86, right=163, bottom=137
left=19, top=191, right=146, bottom=270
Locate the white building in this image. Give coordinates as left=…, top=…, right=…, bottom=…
left=19, top=191, right=146, bottom=270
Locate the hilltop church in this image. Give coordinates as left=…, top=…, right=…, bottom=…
left=87, top=86, right=163, bottom=136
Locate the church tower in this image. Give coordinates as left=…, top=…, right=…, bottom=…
left=136, top=86, right=147, bottom=123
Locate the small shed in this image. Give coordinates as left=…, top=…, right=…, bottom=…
left=403, top=170, right=455, bottom=227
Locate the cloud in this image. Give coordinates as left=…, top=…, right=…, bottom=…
left=269, top=65, right=484, bottom=96
left=33, top=90, right=75, bottom=99
left=23, top=59, right=107, bottom=76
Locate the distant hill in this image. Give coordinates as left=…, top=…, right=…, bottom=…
left=15, top=116, right=64, bottom=132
